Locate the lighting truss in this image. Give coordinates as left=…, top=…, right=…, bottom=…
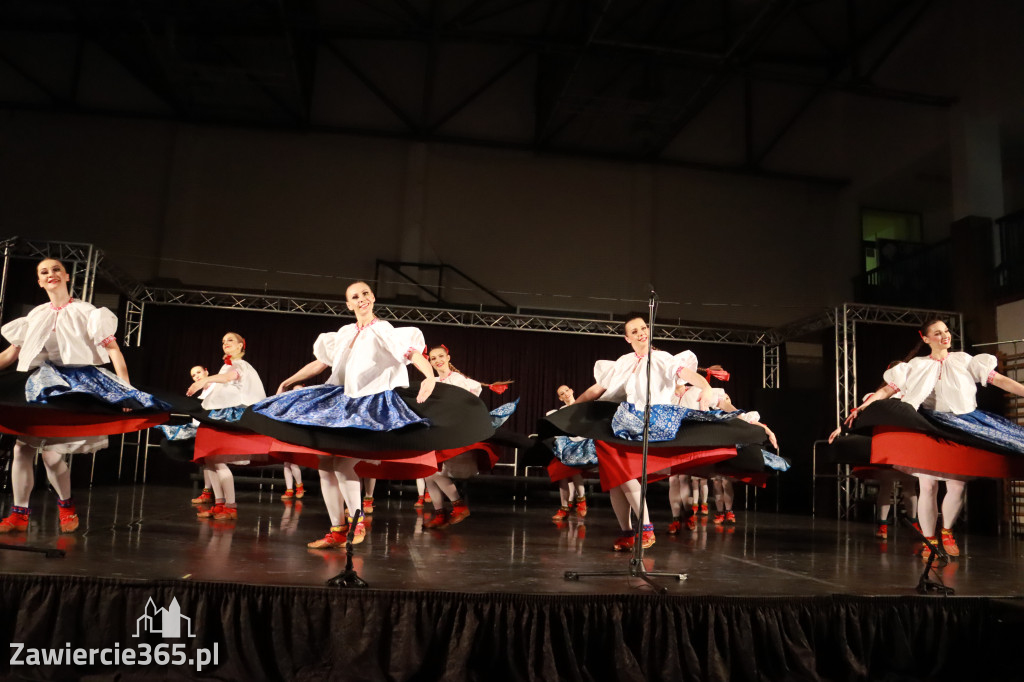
left=132, top=284, right=775, bottom=346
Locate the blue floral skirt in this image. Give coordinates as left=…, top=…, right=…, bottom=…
left=612, top=403, right=744, bottom=442
left=250, top=385, right=429, bottom=432
left=490, top=399, right=518, bottom=429
left=552, top=436, right=598, bottom=467
left=157, top=424, right=198, bottom=441
left=761, top=450, right=790, bottom=472
left=923, top=409, right=1024, bottom=455
left=26, top=362, right=172, bottom=411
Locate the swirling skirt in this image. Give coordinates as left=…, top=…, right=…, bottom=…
left=853, top=400, right=1024, bottom=480
left=612, top=403, right=745, bottom=441
left=540, top=401, right=770, bottom=490
left=237, top=381, right=494, bottom=475
left=251, top=385, right=429, bottom=431
left=426, top=403, right=530, bottom=478
left=0, top=365, right=169, bottom=449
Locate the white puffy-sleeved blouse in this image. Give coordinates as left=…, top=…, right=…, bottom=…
left=594, top=349, right=698, bottom=409
left=439, top=371, right=482, bottom=397
left=883, top=352, right=998, bottom=414
left=1, top=300, right=117, bottom=372
left=201, top=359, right=267, bottom=410
left=313, top=319, right=425, bottom=398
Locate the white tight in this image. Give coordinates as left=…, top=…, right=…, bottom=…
left=609, top=479, right=650, bottom=531
left=690, top=477, right=708, bottom=505
left=425, top=473, right=460, bottom=510
left=558, top=474, right=586, bottom=507
left=203, top=459, right=236, bottom=506
left=361, top=477, right=376, bottom=498
left=916, top=475, right=965, bottom=537
left=11, top=442, right=72, bottom=507
left=668, top=475, right=692, bottom=517
left=318, top=457, right=361, bottom=527
left=282, top=462, right=303, bottom=489
left=712, top=478, right=734, bottom=512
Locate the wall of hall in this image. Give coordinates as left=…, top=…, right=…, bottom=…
left=0, top=111, right=846, bottom=329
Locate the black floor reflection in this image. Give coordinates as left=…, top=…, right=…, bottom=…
left=2, top=484, right=1023, bottom=596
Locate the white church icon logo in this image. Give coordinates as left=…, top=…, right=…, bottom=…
left=133, top=597, right=196, bottom=638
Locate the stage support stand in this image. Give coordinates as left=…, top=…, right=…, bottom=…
left=898, top=506, right=954, bottom=595
left=564, top=289, right=687, bottom=592
left=327, top=510, right=368, bottom=588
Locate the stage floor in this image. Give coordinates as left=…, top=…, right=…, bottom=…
left=2, top=484, right=1024, bottom=597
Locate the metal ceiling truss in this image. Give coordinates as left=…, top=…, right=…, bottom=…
left=132, top=283, right=774, bottom=347
left=0, top=237, right=101, bottom=315
left=0, top=0, right=951, bottom=182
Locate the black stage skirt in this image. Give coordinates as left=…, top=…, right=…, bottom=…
left=236, top=380, right=494, bottom=453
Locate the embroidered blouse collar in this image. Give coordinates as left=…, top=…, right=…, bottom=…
left=49, top=297, right=74, bottom=312
left=356, top=317, right=378, bottom=331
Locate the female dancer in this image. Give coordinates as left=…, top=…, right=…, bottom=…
left=245, top=281, right=492, bottom=549
left=547, top=385, right=592, bottom=521
left=0, top=258, right=168, bottom=533
left=845, top=318, right=1024, bottom=558
left=569, top=315, right=732, bottom=551
left=421, top=344, right=513, bottom=529
left=186, top=332, right=267, bottom=520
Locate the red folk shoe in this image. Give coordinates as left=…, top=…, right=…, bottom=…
left=724, top=511, right=736, bottom=525
left=362, top=497, right=374, bottom=515
left=197, top=504, right=223, bottom=519
left=307, top=527, right=346, bottom=549
left=0, top=511, right=29, bottom=533
left=574, top=497, right=588, bottom=518
left=351, top=519, right=367, bottom=544
left=613, top=532, right=635, bottom=552
left=424, top=509, right=450, bottom=529
left=281, top=489, right=295, bottom=501
left=667, top=520, right=682, bottom=535
left=940, top=528, right=960, bottom=557
left=58, top=505, right=79, bottom=533
left=641, top=528, right=656, bottom=549
left=213, top=506, right=238, bottom=520
left=551, top=506, right=570, bottom=521
left=449, top=501, right=470, bottom=525
left=191, top=489, right=214, bottom=505
left=295, top=484, right=305, bottom=500
left=414, top=495, right=425, bottom=508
